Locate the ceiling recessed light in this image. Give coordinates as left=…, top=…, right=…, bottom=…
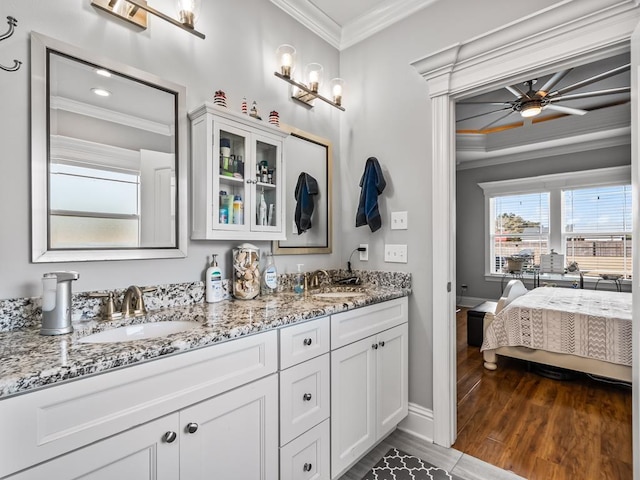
left=95, top=69, right=112, bottom=77
left=91, top=88, right=111, bottom=97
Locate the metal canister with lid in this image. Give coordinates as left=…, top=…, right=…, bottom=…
left=232, top=243, right=260, bottom=299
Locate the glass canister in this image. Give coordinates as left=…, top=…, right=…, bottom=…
left=232, top=243, right=260, bottom=299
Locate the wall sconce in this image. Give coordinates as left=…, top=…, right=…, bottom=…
left=273, top=45, right=345, bottom=111
left=91, top=0, right=205, bottom=39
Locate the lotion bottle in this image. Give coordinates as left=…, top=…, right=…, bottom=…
left=261, top=252, right=278, bottom=295
left=206, top=254, right=224, bottom=303
left=293, top=263, right=305, bottom=295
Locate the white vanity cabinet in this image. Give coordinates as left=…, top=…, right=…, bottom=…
left=330, top=297, right=409, bottom=479
left=189, top=103, right=288, bottom=241
left=279, top=317, right=332, bottom=480
left=0, top=330, right=278, bottom=479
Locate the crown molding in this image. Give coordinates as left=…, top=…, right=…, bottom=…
left=50, top=135, right=140, bottom=172
left=270, top=0, right=439, bottom=50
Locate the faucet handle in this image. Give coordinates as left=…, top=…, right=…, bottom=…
left=88, top=291, right=122, bottom=320
left=141, top=287, right=158, bottom=294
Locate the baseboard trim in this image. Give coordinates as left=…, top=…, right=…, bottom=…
left=398, top=402, right=434, bottom=442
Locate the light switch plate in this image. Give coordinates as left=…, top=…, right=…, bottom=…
left=384, top=244, right=408, bottom=263
left=391, top=211, right=408, bottom=230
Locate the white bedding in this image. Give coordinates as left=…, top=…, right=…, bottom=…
left=481, top=287, right=632, bottom=367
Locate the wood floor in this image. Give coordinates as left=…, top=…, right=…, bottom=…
left=454, top=307, right=633, bottom=480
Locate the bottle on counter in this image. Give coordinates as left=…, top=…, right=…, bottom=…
left=293, top=263, right=305, bottom=295
left=233, top=195, right=244, bottom=224
left=258, top=189, right=267, bottom=226
left=261, top=252, right=278, bottom=295
left=205, top=254, right=224, bottom=303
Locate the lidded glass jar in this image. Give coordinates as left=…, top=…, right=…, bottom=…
left=232, top=243, right=260, bottom=299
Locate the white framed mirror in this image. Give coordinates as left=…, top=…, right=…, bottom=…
left=30, top=32, right=188, bottom=262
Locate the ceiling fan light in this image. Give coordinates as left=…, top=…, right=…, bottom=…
left=520, top=101, right=542, bottom=118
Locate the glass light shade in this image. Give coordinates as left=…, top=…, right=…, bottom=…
left=176, top=0, right=201, bottom=28
left=305, top=63, right=324, bottom=92
left=330, top=78, right=345, bottom=106
left=276, top=44, right=296, bottom=78
left=520, top=101, right=542, bottom=118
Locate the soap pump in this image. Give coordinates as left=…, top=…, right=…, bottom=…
left=293, top=264, right=305, bottom=295
left=206, top=254, right=224, bottom=303
left=40, top=271, right=80, bottom=335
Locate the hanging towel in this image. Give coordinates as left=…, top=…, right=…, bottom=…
left=294, top=172, right=319, bottom=234
left=355, top=157, right=386, bottom=232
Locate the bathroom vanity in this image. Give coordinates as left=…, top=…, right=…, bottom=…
left=0, top=278, right=410, bottom=479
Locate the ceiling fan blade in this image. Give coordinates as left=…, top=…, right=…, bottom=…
left=545, top=104, right=587, bottom=116
left=456, top=106, right=512, bottom=123
left=536, top=69, right=571, bottom=97
left=505, top=85, right=526, bottom=99
left=457, top=101, right=513, bottom=106
left=479, top=110, right=516, bottom=130
left=548, top=63, right=630, bottom=97
left=550, top=86, right=630, bottom=101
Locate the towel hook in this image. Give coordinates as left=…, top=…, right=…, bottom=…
left=0, top=16, right=22, bottom=73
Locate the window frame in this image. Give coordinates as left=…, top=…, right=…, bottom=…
left=479, top=165, right=631, bottom=278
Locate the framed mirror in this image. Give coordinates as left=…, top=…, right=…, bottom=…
left=273, top=126, right=332, bottom=255
left=30, top=32, right=187, bottom=262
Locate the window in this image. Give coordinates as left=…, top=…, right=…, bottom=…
left=479, top=166, right=631, bottom=279
left=490, top=193, right=549, bottom=273
left=563, top=185, right=632, bottom=279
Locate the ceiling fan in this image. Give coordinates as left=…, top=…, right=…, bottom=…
left=457, top=63, right=631, bottom=131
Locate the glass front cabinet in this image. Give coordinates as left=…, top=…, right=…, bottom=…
left=190, top=104, right=288, bottom=240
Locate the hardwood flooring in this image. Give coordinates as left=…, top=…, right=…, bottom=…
left=454, top=307, right=633, bottom=480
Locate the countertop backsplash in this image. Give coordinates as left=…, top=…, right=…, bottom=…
left=0, top=270, right=410, bottom=333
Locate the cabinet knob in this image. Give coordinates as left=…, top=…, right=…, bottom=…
left=303, top=393, right=312, bottom=401
left=163, top=431, right=177, bottom=443
left=303, top=463, right=313, bottom=472
left=186, top=422, right=199, bottom=434
left=372, top=343, right=378, bottom=350
left=303, top=338, right=313, bottom=346
left=379, top=341, right=385, bottom=347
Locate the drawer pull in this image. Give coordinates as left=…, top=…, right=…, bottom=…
left=303, top=462, right=313, bottom=472
left=303, top=338, right=313, bottom=346
left=163, top=431, right=177, bottom=443
left=303, top=393, right=312, bottom=401
left=186, top=422, right=199, bottom=434
left=372, top=343, right=378, bottom=350
left=379, top=341, right=385, bottom=347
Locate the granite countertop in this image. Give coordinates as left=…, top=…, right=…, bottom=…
left=0, top=284, right=410, bottom=399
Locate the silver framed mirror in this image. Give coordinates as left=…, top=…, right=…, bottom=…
left=273, top=125, right=332, bottom=255
left=30, top=32, right=188, bottom=262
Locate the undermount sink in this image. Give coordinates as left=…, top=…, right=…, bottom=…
left=311, top=291, right=366, bottom=299
left=78, top=321, right=198, bottom=344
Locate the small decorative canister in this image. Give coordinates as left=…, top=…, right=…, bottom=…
left=232, top=243, right=261, bottom=299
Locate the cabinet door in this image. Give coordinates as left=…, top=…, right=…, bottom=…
left=376, top=323, right=409, bottom=439
left=330, top=335, right=376, bottom=479
left=251, top=132, right=282, bottom=233
left=213, top=120, right=251, bottom=232
left=7, top=414, right=180, bottom=480
left=180, top=374, right=278, bottom=480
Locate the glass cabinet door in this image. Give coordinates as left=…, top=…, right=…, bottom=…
left=251, top=134, right=282, bottom=233
left=213, top=122, right=250, bottom=232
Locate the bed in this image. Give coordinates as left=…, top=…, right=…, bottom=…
left=481, top=279, right=632, bottom=382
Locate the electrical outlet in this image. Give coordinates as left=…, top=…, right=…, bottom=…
left=359, top=244, right=368, bottom=261
left=391, top=211, right=408, bottom=230
left=384, top=244, right=408, bottom=263
left=461, top=284, right=468, bottom=290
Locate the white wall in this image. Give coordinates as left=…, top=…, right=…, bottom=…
left=0, top=0, right=342, bottom=299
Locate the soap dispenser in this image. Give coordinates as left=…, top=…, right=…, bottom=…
left=293, top=264, right=305, bottom=295
left=40, top=271, right=80, bottom=335
left=206, top=254, right=224, bottom=303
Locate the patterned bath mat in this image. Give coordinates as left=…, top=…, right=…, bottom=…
left=362, top=448, right=463, bottom=480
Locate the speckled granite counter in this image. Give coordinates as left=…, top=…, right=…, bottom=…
left=0, top=271, right=410, bottom=399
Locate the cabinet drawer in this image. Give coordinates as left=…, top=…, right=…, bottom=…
left=0, top=330, right=277, bottom=478
left=280, top=418, right=330, bottom=480
left=279, top=353, right=330, bottom=445
left=280, top=316, right=330, bottom=369
left=331, top=297, right=408, bottom=349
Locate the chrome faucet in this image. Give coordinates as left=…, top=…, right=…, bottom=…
left=40, top=271, right=80, bottom=335
left=308, top=269, right=330, bottom=289
left=122, top=285, right=147, bottom=318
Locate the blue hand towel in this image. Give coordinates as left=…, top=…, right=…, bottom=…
left=294, top=172, right=319, bottom=234
left=355, top=157, right=386, bottom=232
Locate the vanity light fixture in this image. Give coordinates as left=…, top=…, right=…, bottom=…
left=91, top=0, right=205, bottom=39
left=273, top=45, right=345, bottom=111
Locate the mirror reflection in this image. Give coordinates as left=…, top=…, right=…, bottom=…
left=31, top=33, right=187, bottom=262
